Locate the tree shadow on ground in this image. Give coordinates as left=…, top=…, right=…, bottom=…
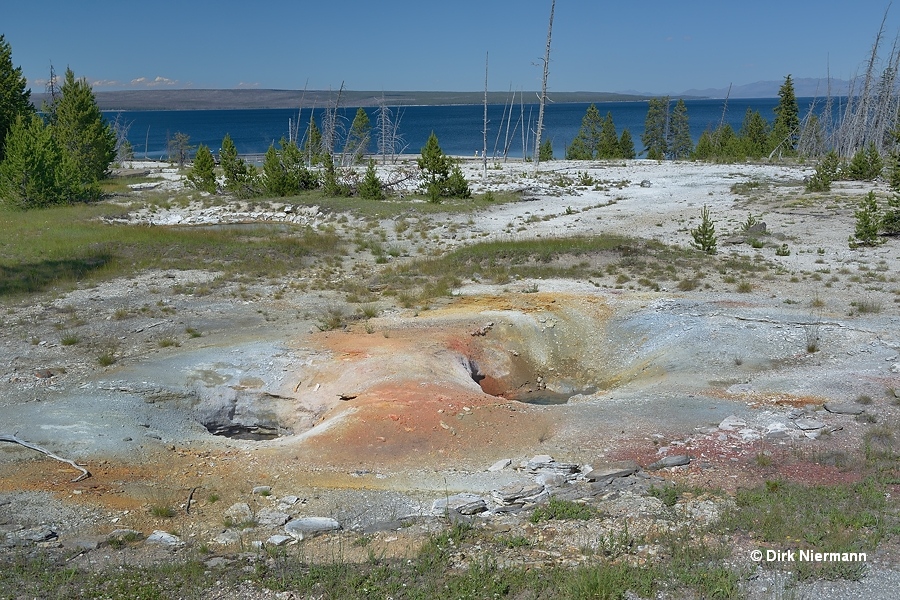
left=0, top=253, right=113, bottom=296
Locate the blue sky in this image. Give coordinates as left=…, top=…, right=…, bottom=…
left=3, top=0, right=899, bottom=93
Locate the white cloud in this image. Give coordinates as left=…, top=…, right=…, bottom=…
left=151, top=76, right=177, bottom=86
left=129, top=76, right=180, bottom=88
left=236, top=81, right=260, bottom=88
left=91, top=79, right=122, bottom=88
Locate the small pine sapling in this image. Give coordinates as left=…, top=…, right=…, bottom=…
left=849, top=191, right=882, bottom=247
left=881, top=193, right=900, bottom=235
left=187, top=144, right=217, bottom=193
left=446, top=165, right=471, bottom=199
left=691, top=204, right=717, bottom=254
left=358, top=160, right=384, bottom=200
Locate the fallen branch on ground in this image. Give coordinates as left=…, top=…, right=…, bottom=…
left=0, top=434, right=91, bottom=482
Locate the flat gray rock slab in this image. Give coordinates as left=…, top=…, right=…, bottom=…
left=795, top=418, right=826, bottom=431
left=487, top=458, right=512, bottom=472
left=284, top=517, right=341, bottom=539
left=213, top=530, right=242, bottom=545
left=585, top=460, right=640, bottom=482
left=647, top=455, right=691, bottom=470
left=824, top=402, right=864, bottom=415
left=266, top=534, right=293, bottom=546
left=224, top=502, right=253, bottom=523
left=256, top=508, right=290, bottom=527
left=718, top=415, right=747, bottom=431
left=492, top=483, right=545, bottom=505
left=431, top=493, right=485, bottom=515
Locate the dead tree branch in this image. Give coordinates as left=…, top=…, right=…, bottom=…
left=0, top=434, right=91, bottom=482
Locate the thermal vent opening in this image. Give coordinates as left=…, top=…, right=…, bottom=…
left=466, top=357, right=595, bottom=405
left=204, top=424, right=282, bottom=441
left=195, top=390, right=294, bottom=441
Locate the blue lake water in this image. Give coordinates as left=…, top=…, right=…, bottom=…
left=106, top=97, right=826, bottom=161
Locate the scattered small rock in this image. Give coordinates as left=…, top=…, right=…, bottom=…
left=105, top=529, right=143, bottom=544
left=146, top=530, right=184, bottom=547
left=487, top=458, right=512, bottom=472
left=224, top=502, right=253, bottom=523
left=470, top=322, right=494, bottom=336
left=265, top=534, right=293, bottom=546
left=9, top=525, right=57, bottom=543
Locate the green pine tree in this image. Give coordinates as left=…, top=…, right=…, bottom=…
left=882, top=153, right=900, bottom=235
left=219, top=134, right=258, bottom=197
left=0, top=34, right=34, bottom=162
left=692, top=130, right=716, bottom=160
left=690, top=204, right=717, bottom=254
left=847, top=143, right=883, bottom=180
left=539, top=138, right=553, bottom=161
left=187, top=144, right=217, bottom=193
left=850, top=191, right=882, bottom=247
left=344, top=107, right=371, bottom=163
left=597, top=112, right=620, bottom=159
left=262, top=144, right=288, bottom=196
left=667, top=99, right=692, bottom=160
left=304, top=113, right=322, bottom=165
left=279, top=138, right=317, bottom=191
left=619, top=129, right=635, bottom=159
left=446, top=165, right=471, bottom=199
left=739, top=108, right=770, bottom=158
left=50, top=68, right=115, bottom=190
left=358, top=159, right=384, bottom=200
left=0, top=114, right=82, bottom=208
left=418, top=131, right=451, bottom=202
left=321, top=153, right=350, bottom=197
left=566, top=103, right=603, bottom=159
left=771, top=75, right=800, bottom=156
left=882, top=193, right=900, bottom=235
left=643, top=97, right=669, bottom=159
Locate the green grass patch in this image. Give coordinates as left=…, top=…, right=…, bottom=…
left=530, top=498, right=595, bottom=522
left=720, top=478, right=889, bottom=581
left=0, top=203, right=344, bottom=297
left=296, top=188, right=521, bottom=218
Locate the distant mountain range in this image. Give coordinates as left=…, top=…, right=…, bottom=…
left=32, top=78, right=854, bottom=111
left=66, top=89, right=651, bottom=111
left=671, top=77, right=852, bottom=99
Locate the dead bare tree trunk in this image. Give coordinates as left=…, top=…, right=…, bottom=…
left=827, top=7, right=900, bottom=161
left=321, top=83, right=346, bottom=165
left=493, top=85, right=512, bottom=159
left=533, top=0, right=555, bottom=174
left=713, top=84, right=732, bottom=151
left=375, top=95, right=407, bottom=164
left=109, top=112, right=133, bottom=163
left=483, top=52, right=489, bottom=179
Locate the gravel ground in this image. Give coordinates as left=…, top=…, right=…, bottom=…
left=1, top=159, right=898, bottom=597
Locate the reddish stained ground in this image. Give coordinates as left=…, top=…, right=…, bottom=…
left=706, top=387, right=830, bottom=409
